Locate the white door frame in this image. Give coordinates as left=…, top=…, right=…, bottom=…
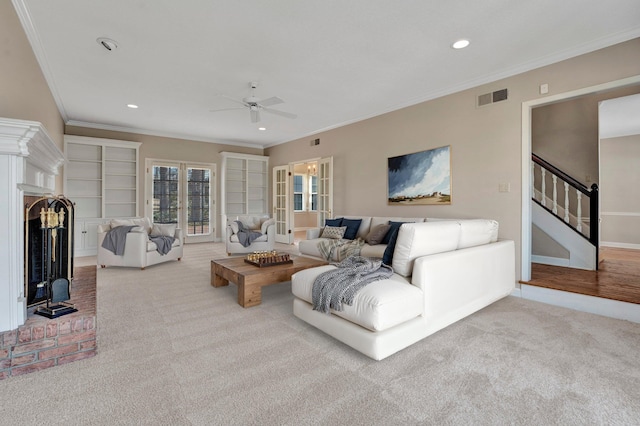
left=521, top=75, right=640, bottom=281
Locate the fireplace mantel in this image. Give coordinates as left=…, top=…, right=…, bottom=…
left=0, top=117, right=64, bottom=332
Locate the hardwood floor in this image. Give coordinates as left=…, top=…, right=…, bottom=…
left=522, top=247, right=640, bottom=305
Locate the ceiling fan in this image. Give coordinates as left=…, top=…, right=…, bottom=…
left=211, top=82, right=297, bottom=123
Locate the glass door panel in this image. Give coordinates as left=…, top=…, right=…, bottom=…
left=148, top=161, right=215, bottom=243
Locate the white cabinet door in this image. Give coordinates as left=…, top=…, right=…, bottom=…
left=74, top=219, right=105, bottom=257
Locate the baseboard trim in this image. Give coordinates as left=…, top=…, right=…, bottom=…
left=601, top=242, right=640, bottom=250
left=516, top=284, right=640, bottom=324
left=531, top=255, right=570, bottom=267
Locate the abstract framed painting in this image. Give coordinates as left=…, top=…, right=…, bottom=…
left=387, top=145, right=451, bottom=205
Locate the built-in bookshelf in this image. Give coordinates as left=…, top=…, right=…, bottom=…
left=64, top=135, right=141, bottom=256
left=220, top=152, right=269, bottom=229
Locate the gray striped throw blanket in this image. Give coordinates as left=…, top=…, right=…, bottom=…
left=312, top=256, right=393, bottom=314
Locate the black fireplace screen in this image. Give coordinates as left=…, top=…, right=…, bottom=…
left=24, top=196, right=74, bottom=307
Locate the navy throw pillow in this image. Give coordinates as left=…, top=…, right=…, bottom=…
left=382, top=228, right=400, bottom=265
left=325, top=218, right=342, bottom=227
left=382, top=221, right=408, bottom=244
left=341, top=218, right=362, bottom=240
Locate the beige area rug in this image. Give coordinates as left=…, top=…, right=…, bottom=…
left=1, top=242, right=639, bottom=425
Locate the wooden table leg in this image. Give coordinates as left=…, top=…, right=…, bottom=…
left=211, top=262, right=229, bottom=287
left=238, top=280, right=262, bottom=308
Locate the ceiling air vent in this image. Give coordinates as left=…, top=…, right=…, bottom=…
left=477, top=88, right=508, bottom=107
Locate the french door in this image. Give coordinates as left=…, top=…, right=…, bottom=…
left=273, top=165, right=291, bottom=244
left=316, top=157, right=333, bottom=226
left=146, top=160, right=216, bottom=243
left=272, top=157, right=332, bottom=244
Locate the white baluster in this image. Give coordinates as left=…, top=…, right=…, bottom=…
left=541, top=168, right=546, bottom=206
left=552, top=174, right=558, bottom=215
left=576, top=192, right=582, bottom=232
left=564, top=182, right=570, bottom=223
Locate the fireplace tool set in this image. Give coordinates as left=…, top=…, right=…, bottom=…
left=25, top=196, right=77, bottom=319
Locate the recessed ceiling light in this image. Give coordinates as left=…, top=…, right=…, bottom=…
left=97, top=37, right=118, bottom=51
left=452, top=39, right=470, bottom=49
left=127, top=104, right=138, bottom=109
left=258, top=127, right=266, bottom=131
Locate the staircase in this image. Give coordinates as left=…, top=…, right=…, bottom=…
left=531, top=154, right=599, bottom=270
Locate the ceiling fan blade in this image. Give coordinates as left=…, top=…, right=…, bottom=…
left=209, top=107, right=245, bottom=113
left=250, top=109, right=260, bottom=123
left=220, top=94, right=249, bottom=107
left=262, top=107, right=297, bottom=119
left=259, top=96, right=284, bottom=107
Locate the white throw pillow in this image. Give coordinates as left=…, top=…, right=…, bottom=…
left=132, top=217, right=152, bottom=234
left=150, top=223, right=177, bottom=237
left=110, top=218, right=134, bottom=229
left=320, top=226, right=347, bottom=239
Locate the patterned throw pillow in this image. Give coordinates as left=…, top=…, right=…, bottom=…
left=365, top=224, right=392, bottom=245
left=320, top=226, right=347, bottom=239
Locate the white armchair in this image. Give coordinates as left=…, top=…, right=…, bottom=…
left=226, top=215, right=275, bottom=255
left=97, top=218, right=183, bottom=269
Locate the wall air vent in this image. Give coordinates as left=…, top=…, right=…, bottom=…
left=477, top=88, right=508, bottom=107
left=310, top=138, right=320, bottom=146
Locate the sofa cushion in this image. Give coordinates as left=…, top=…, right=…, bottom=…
left=230, top=233, right=268, bottom=243
left=360, top=243, right=387, bottom=259
left=292, top=266, right=424, bottom=332
left=382, top=221, right=409, bottom=244
left=382, top=227, right=401, bottom=265
left=340, top=218, right=362, bottom=240
left=392, top=222, right=461, bottom=277
left=458, top=219, right=499, bottom=249
left=320, top=226, right=347, bottom=239
left=151, top=223, right=177, bottom=237
left=365, top=224, right=391, bottom=245
left=325, top=218, right=342, bottom=227
left=337, top=216, right=372, bottom=239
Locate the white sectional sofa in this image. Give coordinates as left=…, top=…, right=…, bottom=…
left=291, top=219, right=515, bottom=360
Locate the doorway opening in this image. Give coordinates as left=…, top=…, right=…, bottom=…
left=272, top=157, right=333, bottom=245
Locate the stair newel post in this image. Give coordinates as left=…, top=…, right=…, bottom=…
left=563, top=182, right=570, bottom=223
left=590, top=183, right=599, bottom=247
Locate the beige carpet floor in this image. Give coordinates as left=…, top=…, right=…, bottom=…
left=1, top=242, right=639, bottom=425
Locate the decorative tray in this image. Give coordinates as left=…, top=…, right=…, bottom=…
left=244, top=251, right=293, bottom=268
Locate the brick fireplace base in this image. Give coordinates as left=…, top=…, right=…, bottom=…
left=0, top=266, right=97, bottom=380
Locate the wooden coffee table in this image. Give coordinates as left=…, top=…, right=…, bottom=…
left=211, top=255, right=327, bottom=308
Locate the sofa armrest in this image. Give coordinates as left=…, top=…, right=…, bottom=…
left=266, top=223, right=275, bottom=241
left=306, top=228, right=322, bottom=240
left=174, top=228, right=184, bottom=244
left=411, top=240, right=515, bottom=323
